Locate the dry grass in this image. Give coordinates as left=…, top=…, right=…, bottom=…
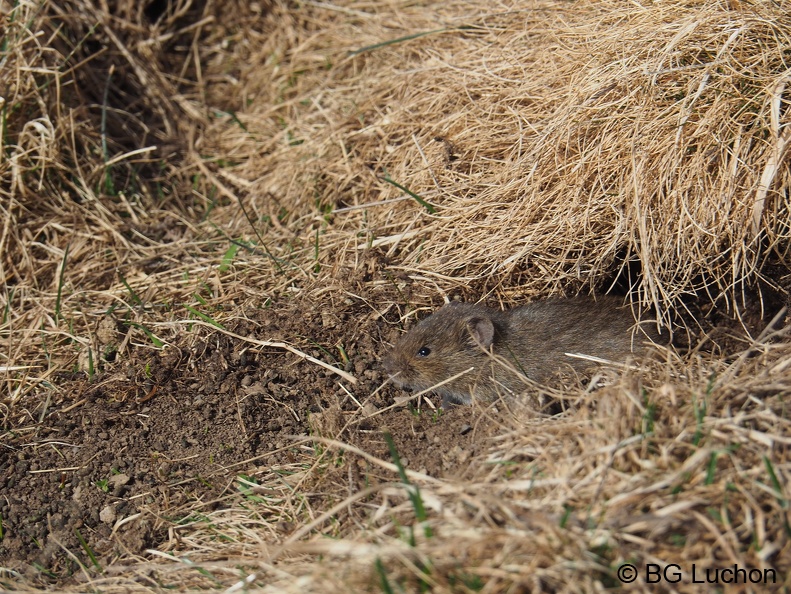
left=2, top=0, right=790, bottom=592
left=208, top=0, right=791, bottom=315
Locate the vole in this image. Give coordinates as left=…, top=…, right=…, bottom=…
left=383, top=296, right=662, bottom=408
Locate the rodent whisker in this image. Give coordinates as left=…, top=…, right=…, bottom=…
left=373, top=366, right=476, bottom=417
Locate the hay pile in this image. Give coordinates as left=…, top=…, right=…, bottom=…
left=2, top=0, right=789, bottom=591
left=206, top=0, right=791, bottom=314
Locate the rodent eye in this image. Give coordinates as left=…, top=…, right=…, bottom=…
left=417, top=346, right=431, bottom=357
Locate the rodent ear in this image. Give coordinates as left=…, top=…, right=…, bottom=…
left=467, top=316, right=495, bottom=349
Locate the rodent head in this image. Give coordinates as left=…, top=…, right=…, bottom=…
left=382, top=302, right=497, bottom=405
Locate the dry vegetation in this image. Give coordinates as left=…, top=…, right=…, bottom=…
left=1, top=0, right=790, bottom=592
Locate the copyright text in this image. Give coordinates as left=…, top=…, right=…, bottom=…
left=616, top=563, right=776, bottom=585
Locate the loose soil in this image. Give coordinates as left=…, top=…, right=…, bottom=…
left=0, top=289, right=502, bottom=584
left=1, top=279, right=783, bottom=586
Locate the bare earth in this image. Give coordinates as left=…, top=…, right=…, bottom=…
left=2, top=292, right=502, bottom=581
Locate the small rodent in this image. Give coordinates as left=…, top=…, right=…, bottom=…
left=383, top=296, right=662, bottom=408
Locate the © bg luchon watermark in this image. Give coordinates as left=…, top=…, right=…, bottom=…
left=616, top=563, right=777, bottom=586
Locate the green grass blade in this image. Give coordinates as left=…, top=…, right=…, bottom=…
left=350, top=26, right=474, bottom=56
left=55, top=243, right=70, bottom=324
left=74, top=528, right=101, bottom=571
left=383, top=432, right=431, bottom=537
left=375, top=558, right=394, bottom=594
left=380, top=175, right=436, bottom=214
left=128, top=322, right=164, bottom=348
left=184, top=305, right=226, bottom=330
left=219, top=241, right=241, bottom=272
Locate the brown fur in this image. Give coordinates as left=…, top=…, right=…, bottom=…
left=383, top=296, right=662, bottom=407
